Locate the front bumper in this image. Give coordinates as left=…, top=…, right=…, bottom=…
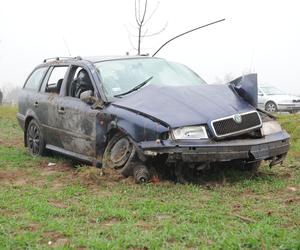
left=138, top=131, right=289, bottom=163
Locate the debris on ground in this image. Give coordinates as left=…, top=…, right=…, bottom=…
left=287, top=186, right=297, bottom=192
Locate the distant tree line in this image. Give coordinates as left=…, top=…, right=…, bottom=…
left=0, top=86, right=20, bottom=105
left=0, top=89, right=3, bottom=105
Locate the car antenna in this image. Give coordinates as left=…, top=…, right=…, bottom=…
left=62, top=37, right=72, bottom=56
left=152, top=18, right=225, bottom=57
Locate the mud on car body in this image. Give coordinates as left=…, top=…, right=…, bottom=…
left=17, top=56, right=289, bottom=182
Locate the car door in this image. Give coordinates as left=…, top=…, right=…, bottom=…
left=18, top=66, right=49, bottom=128
left=38, top=65, right=70, bottom=147
left=54, top=65, right=99, bottom=158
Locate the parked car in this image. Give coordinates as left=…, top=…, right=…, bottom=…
left=17, top=56, right=290, bottom=182
left=258, top=85, right=300, bottom=113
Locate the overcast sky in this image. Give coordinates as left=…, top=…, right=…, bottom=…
left=0, top=0, right=299, bottom=93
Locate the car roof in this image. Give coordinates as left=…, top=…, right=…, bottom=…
left=83, top=55, right=153, bottom=62
left=39, top=55, right=159, bottom=67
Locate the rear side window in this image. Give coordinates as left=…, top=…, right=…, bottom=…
left=24, top=67, right=48, bottom=90
left=41, top=66, right=69, bottom=94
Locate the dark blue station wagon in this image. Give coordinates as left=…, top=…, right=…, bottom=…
left=17, top=56, right=290, bottom=182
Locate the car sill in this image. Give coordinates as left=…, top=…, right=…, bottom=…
left=46, top=144, right=97, bottom=165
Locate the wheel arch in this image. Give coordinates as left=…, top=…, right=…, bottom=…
left=105, top=124, right=137, bottom=148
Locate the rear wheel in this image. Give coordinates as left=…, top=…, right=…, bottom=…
left=26, top=119, right=46, bottom=156
left=265, top=101, right=277, bottom=112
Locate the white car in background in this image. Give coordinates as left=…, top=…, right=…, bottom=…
left=258, top=85, right=300, bottom=113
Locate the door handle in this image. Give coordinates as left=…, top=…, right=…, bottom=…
left=34, top=101, right=38, bottom=108
left=58, top=107, right=65, bottom=114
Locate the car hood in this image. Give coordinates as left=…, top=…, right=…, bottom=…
left=113, top=84, right=256, bottom=128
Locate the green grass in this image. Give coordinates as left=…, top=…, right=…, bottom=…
left=0, top=105, right=300, bottom=249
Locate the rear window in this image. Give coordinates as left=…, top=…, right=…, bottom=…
left=24, top=67, right=48, bottom=91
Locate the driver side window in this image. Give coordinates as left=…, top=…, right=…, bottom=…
left=67, top=66, right=94, bottom=99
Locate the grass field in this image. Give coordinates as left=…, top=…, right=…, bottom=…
left=0, top=106, right=299, bottom=249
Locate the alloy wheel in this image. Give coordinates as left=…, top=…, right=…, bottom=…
left=266, top=102, right=277, bottom=112
left=27, top=122, right=41, bottom=155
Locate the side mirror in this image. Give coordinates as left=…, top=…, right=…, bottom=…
left=80, top=90, right=96, bottom=105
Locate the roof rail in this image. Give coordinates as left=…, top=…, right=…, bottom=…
left=43, top=56, right=82, bottom=63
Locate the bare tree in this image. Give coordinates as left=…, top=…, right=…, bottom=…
left=129, top=0, right=167, bottom=55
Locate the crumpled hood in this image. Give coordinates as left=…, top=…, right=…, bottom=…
left=113, top=84, right=255, bottom=128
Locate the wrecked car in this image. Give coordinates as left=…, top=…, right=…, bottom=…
left=17, top=56, right=290, bottom=183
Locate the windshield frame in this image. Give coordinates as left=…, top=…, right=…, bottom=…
left=93, top=57, right=206, bottom=101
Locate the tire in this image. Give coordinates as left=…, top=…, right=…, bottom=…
left=102, top=132, right=135, bottom=172
left=26, top=119, right=46, bottom=156
left=265, top=101, right=277, bottom=112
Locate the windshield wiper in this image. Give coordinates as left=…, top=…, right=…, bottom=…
left=114, top=76, right=153, bottom=98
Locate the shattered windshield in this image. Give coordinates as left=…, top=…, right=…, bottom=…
left=94, top=58, right=206, bottom=98
left=261, top=86, right=286, bottom=95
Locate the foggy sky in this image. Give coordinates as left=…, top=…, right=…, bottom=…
left=0, top=0, right=299, bottom=93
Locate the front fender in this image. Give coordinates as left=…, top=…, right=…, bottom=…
left=104, top=105, right=169, bottom=142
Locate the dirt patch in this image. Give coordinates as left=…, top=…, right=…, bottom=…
left=136, top=221, right=153, bottom=231
left=40, top=162, right=74, bottom=175
left=0, top=208, right=17, bottom=216
left=0, top=169, right=29, bottom=186
left=156, top=213, right=172, bottom=221
left=48, top=199, right=69, bottom=209
left=20, top=223, right=40, bottom=232
left=101, top=217, right=122, bottom=227
left=42, top=231, right=69, bottom=247
left=76, top=167, right=129, bottom=187
left=0, top=135, right=23, bottom=148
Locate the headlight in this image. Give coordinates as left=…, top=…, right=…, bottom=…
left=261, top=121, right=282, bottom=136
left=172, top=126, right=208, bottom=140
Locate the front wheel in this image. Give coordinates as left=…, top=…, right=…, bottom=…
left=265, top=101, right=277, bottom=112
left=26, top=119, right=46, bottom=156
left=102, top=132, right=135, bottom=175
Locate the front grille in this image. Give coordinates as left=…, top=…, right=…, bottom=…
left=211, top=111, right=262, bottom=138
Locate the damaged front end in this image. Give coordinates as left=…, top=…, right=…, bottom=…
left=104, top=74, right=290, bottom=183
